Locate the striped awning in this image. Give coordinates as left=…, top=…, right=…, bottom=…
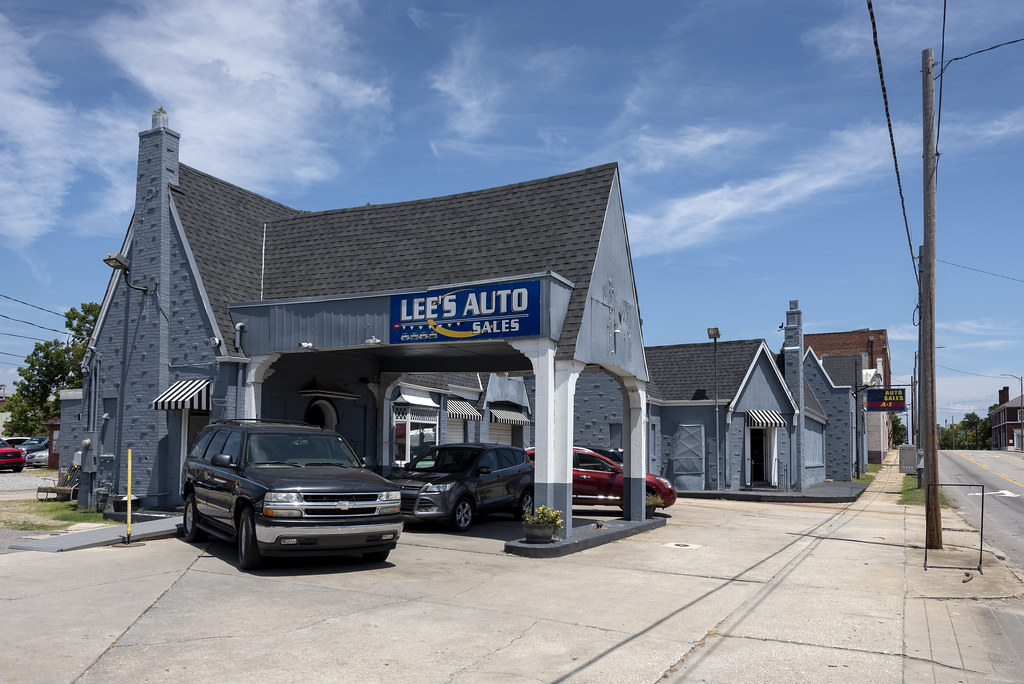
left=152, top=379, right=211, bottom=411
left=489, top=407, right=531, bottom=426
left=746, top=409, right=787, bottom=428
left=447, top=398, right=482, bottom=421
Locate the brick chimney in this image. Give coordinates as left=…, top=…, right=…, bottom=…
left=1000, top=386, right=1010, bottom=406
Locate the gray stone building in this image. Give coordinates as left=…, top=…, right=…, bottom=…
left=62, top=112, right=650, bottom=536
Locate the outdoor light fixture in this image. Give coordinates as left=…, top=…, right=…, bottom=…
left=707, top=327, right=720, bottom=340
left=299, top=341, right=314, bottom=349
left=103, top=252, right=148, bottom=293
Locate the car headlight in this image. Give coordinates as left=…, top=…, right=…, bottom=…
left=380, top=490, right=401, bottom=501
left=263, top=491, right=303, bottom=517
left=655, top=477, right=673, bottom=491
left=421, top=482, right=454, bottom=494
left=265, top=492, right=302, bottom=504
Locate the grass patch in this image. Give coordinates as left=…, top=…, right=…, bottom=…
left=854, top=463, right=883, bottom=485
left=0, top=499, right=114, bottom=531
left=897, top=475, right=953, bottom=507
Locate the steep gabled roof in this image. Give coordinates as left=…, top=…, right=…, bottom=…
left=172, top=165, right=301, bottom=346
left=646, top=339, right=764, bottom=403
left=260, top=163, right=618, bottom=357
left=173, top=163, right=618, bottom=359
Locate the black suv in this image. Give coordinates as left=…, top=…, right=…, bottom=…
left=181, top=420, right=403, bottom=570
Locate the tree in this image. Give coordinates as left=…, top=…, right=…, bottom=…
left=891, top=413, right=908, bottom=445
left=2, top=303, right=98, bottom=435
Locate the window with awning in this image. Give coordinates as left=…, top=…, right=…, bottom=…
left=152, top=379, right=211, bottom=411
left=447, top=398, right=482, bottom=421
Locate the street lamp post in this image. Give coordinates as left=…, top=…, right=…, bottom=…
left=1001, top=373, right=1023, bottom=451
left=707, top=327, right=721, bottom=489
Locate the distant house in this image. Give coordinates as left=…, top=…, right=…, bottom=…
left=990, top=386, right=1024, bottom=451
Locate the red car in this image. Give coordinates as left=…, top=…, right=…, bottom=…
left=0, top=439, right=26, bottom=473
left=526, top=447, right=676, bottom=509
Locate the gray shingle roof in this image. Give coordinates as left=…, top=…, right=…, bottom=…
left=645, top=339, right=765, bottom=403
left=172, top=165, right=301, bottom=346
left=175, top=163, right=617, bottom=359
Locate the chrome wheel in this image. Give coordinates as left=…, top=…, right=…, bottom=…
left=452, top=498, right=474, bottom=532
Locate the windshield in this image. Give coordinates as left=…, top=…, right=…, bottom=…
left=406, top=446, right=481, bottom=474
left=21, top=437, right=46, bottom=448
left=245, top=432, right=361, bottom=468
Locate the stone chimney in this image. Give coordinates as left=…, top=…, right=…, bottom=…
left=782, top=300, right=804, bottom=490
left=1000, top=386, right=1010, bottom=406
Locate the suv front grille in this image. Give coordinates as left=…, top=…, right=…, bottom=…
left=303, top=493, right=380, bottom=503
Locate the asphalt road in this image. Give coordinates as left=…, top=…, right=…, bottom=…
left=938, top=449, right=1024, bottom=569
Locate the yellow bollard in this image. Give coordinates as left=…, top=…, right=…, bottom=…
left=126, top=448, right=132, bottom=544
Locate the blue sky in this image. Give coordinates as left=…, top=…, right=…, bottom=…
left=1, top=0, right=1022, bottom=428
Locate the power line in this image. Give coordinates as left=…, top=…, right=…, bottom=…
left=0, top=351, right=25, bottom=358
left=0, top=331, right=49, bottom=342
left=865, top=0, right=918, bottom=286
left=0, top=312, right=68, bottom=336
left=938, top=258, right=1024, bottom=284
left=0, top=293, right=63, bottom=317
left=936, top=363, right=1006, bottom=379
left=938, top=37, right=1024, bottom=77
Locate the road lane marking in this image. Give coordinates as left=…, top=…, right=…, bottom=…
left=951, top=451, right=1024, bottom=490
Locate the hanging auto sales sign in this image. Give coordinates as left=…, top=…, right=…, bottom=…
left=866, top=388, right=906, bottom=412
left=390, top=280, right=541, bottom=344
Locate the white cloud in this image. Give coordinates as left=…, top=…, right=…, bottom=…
left=429, top=30, right=504, bottom=140
left=0, top=14, right=76, bottom=252
left=627, top=122, right=892, bottom=256
left=622, top=125, right=766, bottom=175
left=90, top=0, right=391, bottom=194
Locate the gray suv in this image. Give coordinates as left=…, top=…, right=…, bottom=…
left=181, top=420, right=403, bottom=570
left=387, top=443, right=534, bottom=531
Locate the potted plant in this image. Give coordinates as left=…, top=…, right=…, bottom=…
left=645, top=492, right=665, bottom=518
left=521, top=504, right=563, bottom=543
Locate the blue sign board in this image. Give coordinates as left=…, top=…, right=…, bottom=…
left=390, top=280, right=541, bottom=344
left=866, top=388, right=906, bottom=412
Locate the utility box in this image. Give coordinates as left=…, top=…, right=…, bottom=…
left=899, top=444, right=918, bottom=474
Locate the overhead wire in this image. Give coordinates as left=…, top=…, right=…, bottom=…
left=865, top=0, right=918, bottom=286
left=0, top=293, right=64, bottom=317
left=938, top=259, right=1024, bottom=284
left=0, top=312, right=69, bottom=336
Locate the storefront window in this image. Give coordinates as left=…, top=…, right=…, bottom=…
left=393, top=405, right=438, bottom=463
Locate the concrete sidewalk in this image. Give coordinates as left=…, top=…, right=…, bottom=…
left=0, top=456, right=1021, bottom=682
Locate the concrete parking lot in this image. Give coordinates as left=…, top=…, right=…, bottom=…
left=1, top=462, right=1023, bottom=682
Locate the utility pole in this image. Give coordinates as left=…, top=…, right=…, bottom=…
left=921, top=48, right=942, bottom=549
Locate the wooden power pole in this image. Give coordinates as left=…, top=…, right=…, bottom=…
left=921, top=48, right=942, bottom=549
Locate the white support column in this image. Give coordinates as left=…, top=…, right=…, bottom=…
left=619, top=375, right=648, bottom=520
left=511, top=340, right=582, bottom=539
left=243, top=354, right=279, bottom=419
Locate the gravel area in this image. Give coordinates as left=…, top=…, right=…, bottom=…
left=0, top=470, right=51, bottom=493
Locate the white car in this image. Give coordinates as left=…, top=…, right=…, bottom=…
left=16, top=436, right=49, bottom=467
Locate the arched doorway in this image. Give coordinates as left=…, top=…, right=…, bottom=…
left=304, top=399, right=338, bottom=431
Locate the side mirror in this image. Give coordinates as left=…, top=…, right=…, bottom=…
left=210, top=453, right=236, bottom=468
left=478, top=466, right=493, bottom=475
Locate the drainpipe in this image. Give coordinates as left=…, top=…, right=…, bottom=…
left=234, top=322, right=246, bottom=419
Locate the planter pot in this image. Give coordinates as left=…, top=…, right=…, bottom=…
left=113, top=495, right=140, bottom=513
left=522, top=523, right=556, bottom=544
left=645, top=506, right=657, bottom=518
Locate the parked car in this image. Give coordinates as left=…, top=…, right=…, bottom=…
left=386, top=443, right=534, bottom=532
left=20, top=436, right=49, bottom=467
left=580, top=445, right=623, bottom=464
left=526, top=446, right=677, bottom=509
left=2, top=436, right=31, bottom=450
left=180, top=420, right=403, bottom=570
left=0, top=439, right=26, bottom=473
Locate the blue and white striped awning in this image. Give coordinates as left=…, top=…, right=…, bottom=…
left=746, top=409, right=786, bottom=428
left=152, top=379, right=211, bottom=411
